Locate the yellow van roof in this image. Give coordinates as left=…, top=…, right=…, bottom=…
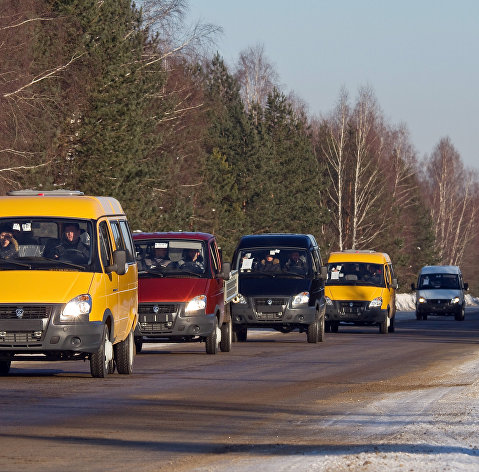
left=0, top=194, right=125, bottom=219
left=328, top=250, right=391, bottom=264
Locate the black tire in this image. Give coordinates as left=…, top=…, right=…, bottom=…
left=220, top=318, right=232, bottom=352
left=205, top=318, right=218, bottom=354
left=325, top=321, right=331, bottom=333
left=415, top=310, right=421, bottom=320
left=90, top=325, right=113, bottom=378
left=331, top=321, right=339, bottom=333
left=388, top=315, right=395, bottom=333
left=317, top=312, right=326, bottom=342
left=235, top=326, right=247, bottom=342
left=455, top=306, right=465, bottom=321
left=423, top=314, right=428, bottom=320
left=114, top=329, right=134, bottom=375
left=0, top=360, right=11, bottom=376
left=135, top=337, right=143, bottom=354
left=307, top=319, right=319, bottom=343
left=379, top=316, right=388, bottom=334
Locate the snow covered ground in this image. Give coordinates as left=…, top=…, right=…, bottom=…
left=196, top=299, right=479, bottom=472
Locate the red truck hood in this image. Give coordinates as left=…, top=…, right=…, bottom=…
left=138, top=277, right=208, bottom=303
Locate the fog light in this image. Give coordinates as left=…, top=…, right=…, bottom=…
left=166, top=322, right=173, bottom=327
left=235, top=316, right=242, bottom=322
left=298, top=315, right=304, bottom=322
left=192, top=325, right=200, bottom=334
left=33, top=331, right=42, bottom=339
left=71, top=337, right=81, bottom=347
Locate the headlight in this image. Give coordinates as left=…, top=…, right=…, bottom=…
left=185, top=295, right=207, bottom=314
left=232, top=293, right=247, bottom=304
left=451, top=296, right=460, bottom=304
left=325, top=296, right=333, bottom=306
left=418, top=297, right=426, bottom=304
left=60, top=294, right=92, bottom=322
left=292, top=291, right=310, bottom=306
left=369, top=297, right=383, bottom=308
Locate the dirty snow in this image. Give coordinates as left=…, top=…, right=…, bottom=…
left=395, top=292, right=479, bottom=311
left=194, top=298, right=479, bottom=472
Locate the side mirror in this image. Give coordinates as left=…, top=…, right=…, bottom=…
left=391, top=278, right=398, bottom=290
left=464, top=282, right=469, bottom=291
left=218, top=261, right=231, bottom=280
left=411, top=283, right=416, bottom=291
left=106, top=249, right=127, bottom=275
left=320, top=266, right=328, bottom=280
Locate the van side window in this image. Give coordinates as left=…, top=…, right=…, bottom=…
left=99, top=221, right=113, bottom=268
left=210, top=241, right=219, bottom=274
left=385, top=265, right=392, bottom=285
left=311, top=250, right=320, bottom=274
left=119, top=220, right=135, bottom=263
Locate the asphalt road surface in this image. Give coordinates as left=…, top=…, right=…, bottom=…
left=1, top=308, right=479, bottom=472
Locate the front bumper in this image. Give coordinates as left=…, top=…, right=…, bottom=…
left=326, top=300, right=387, bottom=323
left=231, top=296, right=316, bottom=328
left=416, top=300, right=462, bottom=316
left=135, top=302, right=216, bottom=340
left=0, top=303, right=104, bottom=358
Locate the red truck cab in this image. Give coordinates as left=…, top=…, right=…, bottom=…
left=132, top=232, right=236, bottom=354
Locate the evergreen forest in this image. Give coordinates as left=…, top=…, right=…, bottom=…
left=1, top=0, right=478, bottom=292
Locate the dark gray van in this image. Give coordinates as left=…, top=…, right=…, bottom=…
left=411, top=265, right=468, bottom=321
left=230, top=233, right=327, bottom=343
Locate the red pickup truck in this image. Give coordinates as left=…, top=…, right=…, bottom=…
left=132, top=232, right=237, bottom=354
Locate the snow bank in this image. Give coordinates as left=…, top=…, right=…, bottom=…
left=395, top=293, right=479, bottom=311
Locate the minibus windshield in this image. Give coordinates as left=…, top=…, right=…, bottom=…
left=418, top=273, right=460, bottom=290
left=0, top=218, right=93, bottom=270
left=234, top=247, right=312, bottom=278
left=134, top=239, right=208, bottom=277
left=326, top=262, right=385, bottom=287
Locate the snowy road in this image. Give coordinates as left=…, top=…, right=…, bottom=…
left=1, top=307, right=478, bottom=471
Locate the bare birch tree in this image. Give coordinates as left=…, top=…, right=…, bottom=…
left=320, top=88, right=350, bottom=250
left=425, top=137, right=478, bottom=265
left=349, top=87, right=386, bottom=249
left=235, top=44, right=278, bottom=116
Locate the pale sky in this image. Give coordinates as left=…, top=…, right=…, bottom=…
left=187, top=0, right=479, bottom=171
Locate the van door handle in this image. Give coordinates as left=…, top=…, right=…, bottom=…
left=113, top=289, right=118, bottom=292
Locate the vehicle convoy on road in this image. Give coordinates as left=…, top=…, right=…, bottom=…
left=0, top=190, right=138, bottom=377
left=411, top=265, right=468, bottom=321
left=230, top=233, right=327, bottom=343
left=132, top=232, right=237, bottom=354
left=325, top=250, right=398, bottom=334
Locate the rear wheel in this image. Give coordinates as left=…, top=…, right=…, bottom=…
left=115, top=329, right=134, bottom=375
left=415, top=310, right=421, bottom=320
left=220, top=318, right=232, bottom=352
left=90, top=325, right=113, bottom=378
left=330, top=321, right=339, bottom=333
left=205, top=318, right=219, bottom=354
left=0, top=360, right=11, bottom=376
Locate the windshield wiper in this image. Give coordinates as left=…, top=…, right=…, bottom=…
left=36, top=256, right=86, bottom=270
left=0, top=259, right=32, bottom=269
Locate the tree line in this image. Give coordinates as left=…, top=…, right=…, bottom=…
left=1, top=0, right=478, bottom=292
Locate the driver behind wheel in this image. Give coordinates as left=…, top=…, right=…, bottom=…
left=44, top=222, right=90, bottom=261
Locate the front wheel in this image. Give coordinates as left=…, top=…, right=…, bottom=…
left=135, top=337, right=143, bottom=354
left=379, top=316, right=389, bottom=334
left=205, top=318, right=219, bottom=354
left=455, top=306, right=465, bottom=321
left=234, top=326, right=247, bottom=342
left=317, top=312, right=326, bottom=342
left=220, top=318, right=232, bottom=352
left=114, top=329, right=134, bottom=374
left=388, top=315, right=395, bottom=333
left=307, top=319, right=319, bottom=343
left=90, top=325, right=113, bottom=378
left=0, top=360, right=11, bottom=376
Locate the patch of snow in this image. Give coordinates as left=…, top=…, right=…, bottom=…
left=395, top=293, right=479, bottom=311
